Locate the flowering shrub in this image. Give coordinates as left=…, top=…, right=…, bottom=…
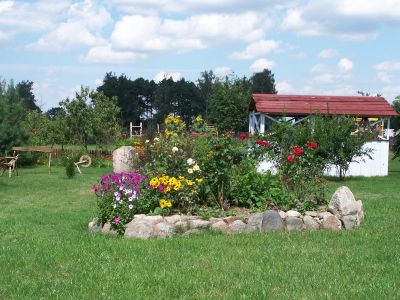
left=92, top=172, right=147, bottom=235
left=271, top=141, right=327, bottom=211
left=164, top=114, right=185, bottom=138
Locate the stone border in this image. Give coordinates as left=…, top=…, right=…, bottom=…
left=88, top=186, right=364, bottom=239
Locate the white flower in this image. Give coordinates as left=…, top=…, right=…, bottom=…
left=145, top=139, right=150, bottom=143
left=114, top=192, right=120, bottom=197
left=193, top=164, right=200, bottom=172
left=172, top=147, right=179, bottom=153
left=128, top=196, right=134, bottom=202
left=113, top=204, right=117, bottom=209
left=154, top=137, right=159, bottom=142
left=187, top=158, right=195, bottom=166
left=187, top=168, right=194, bottom=174
left=128, top=204, right=133, bottom=210
left=119, top=185, right=124, bottom=191
left=124, top=188, right=132, bottom=195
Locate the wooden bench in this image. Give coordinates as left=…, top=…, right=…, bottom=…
left=0, top=155, right=19, bottom=177
left=12, top=146, right=53, bottom=173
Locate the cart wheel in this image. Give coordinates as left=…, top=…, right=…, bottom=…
left=79, top=154, right=92, bottom=167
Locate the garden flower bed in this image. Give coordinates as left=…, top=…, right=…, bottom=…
left=90, top=114, right=366, bottom=238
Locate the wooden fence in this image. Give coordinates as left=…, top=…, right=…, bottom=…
left=51, top=148, right=113, bottom=160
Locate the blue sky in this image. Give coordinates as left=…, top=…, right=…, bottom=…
left=1, top=0, right=400, bottom=110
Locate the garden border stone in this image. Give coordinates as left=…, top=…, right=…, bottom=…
left=88, top=186, right=365, bottom=239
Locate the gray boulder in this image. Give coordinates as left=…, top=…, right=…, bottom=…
left=189, top=219, right=210, bottom=229
left=112, top=146, right=137, bottom=173
left=286, top=217, right=304, bottom=231
left=247, top=213, right=264, bottom=231
left=261, top=210, right=284, bottom=231
left=125, top=221, right=153, bottom=239
left=154, top=222, right=175, bottom=238
left=322, top=215, right=342, bottom=230
left=228, top=220, right=247, bottom=233
left=303, top=216, right=320, bottom=230
left=211, top=221, right=228, bottom=232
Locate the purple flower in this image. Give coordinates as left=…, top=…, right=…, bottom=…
left=158, top=184, right=164, bottom=192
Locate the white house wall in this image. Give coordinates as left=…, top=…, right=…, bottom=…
left=257, top=141, right=390, bottom=177
left=324, top=141, right=389, bottom=177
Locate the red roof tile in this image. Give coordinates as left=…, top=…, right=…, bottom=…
left=251, top=94, right=397, bottom=117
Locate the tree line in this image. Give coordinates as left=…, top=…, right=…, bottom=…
left=1, top=71, right=400, bottom=154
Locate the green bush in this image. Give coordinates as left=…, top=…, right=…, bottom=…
left=65, top=159, right=76, bottom=178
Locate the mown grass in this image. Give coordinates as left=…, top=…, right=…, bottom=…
left=0, top=160, right=399, bottom=299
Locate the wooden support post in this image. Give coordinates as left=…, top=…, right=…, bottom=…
left=48, top=153, right=52, bottom=174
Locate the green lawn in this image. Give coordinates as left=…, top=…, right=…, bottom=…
left=0, top=161, right=399, bottom=299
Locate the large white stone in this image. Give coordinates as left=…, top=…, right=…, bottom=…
left=329, top=186, right=363, bottom=218
left=113, top=146, right=137, bottom=173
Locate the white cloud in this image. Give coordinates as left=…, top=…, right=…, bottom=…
left=84, top=45, right=148, bottom=64
left=249, top=58, right=275, bottom=73
left=27, top=1, right=112, bottom=51
left=109, top=0, right=293, bottom=14
left=377, top=72, right=391, bottom=83
left=154, top=71, right=182, bottom=83
left=318, top=49, right=337, bottom=58
left=230, top=40, right=280, bottom=60
left=382, top=85, right=400, bottom=102
left=94, top=78, right=103, bottom=86
left=310, top=63, right=326, bottom=73
left=276, top=81, right=294, bottom=94
left=0, top=1, right=70, bottom=41
left=282, top=0, right=400, bottom=40
left=213, top=67, right=231, bottom=78
left=374, top=61, right=400, bottom=72
left=338, top=58, right=353, bottom=72
left=0, top=1, right=13, bottom=13
left=110, top=13, right=264, bottom=53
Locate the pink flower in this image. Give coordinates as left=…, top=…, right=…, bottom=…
left=114, top=217, right=121, bottom=223
left=287, top=155, right=294, bottom=163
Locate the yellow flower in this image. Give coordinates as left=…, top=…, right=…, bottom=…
left=195, top=116, right=203, bottom=123
left=165, top=186, right=172, bottom=193
left=178, top=176, right=185, bottom=180
left=149, top=177, right=160, bottom=188
left=196, top=178, right=203, bottom=183
left=166, top=200, right=172, bottom=208
left=186, top=179, right=194, bottom=186
left=169, top=177, right=177, bottom=186
left=160, top=176, right=169, bottom=185
left=159, top=199, right=167, bottom=208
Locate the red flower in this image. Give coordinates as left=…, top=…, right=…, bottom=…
left=256, top=139, right=269, bottom=147
left=287, top=155, right=294, bottom=163
left=191, top=132, right=200, bottom=137
left=239, top=133, right=247, bottom=140
left=292, top=146, right=303, bottom=156
left=307, top=141, right=317, bottom=149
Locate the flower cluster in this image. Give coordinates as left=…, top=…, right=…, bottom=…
left=287, top=142, right=317, bottom=163
left=164, top=114, right=185, bottom=137
left=92, top=171, right=146, bottom=235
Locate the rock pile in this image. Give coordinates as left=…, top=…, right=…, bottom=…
left=88, top=186, right=365, bottom=239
